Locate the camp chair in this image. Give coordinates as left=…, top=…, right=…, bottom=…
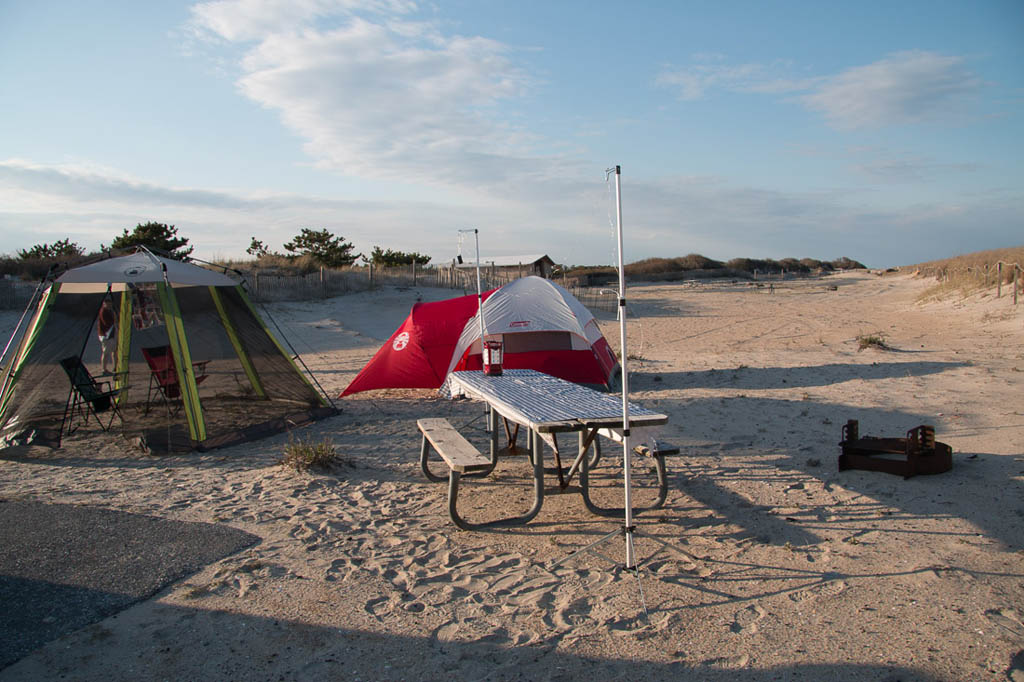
left=141, top=345, right=210, bottom=414
left=59, top=356, right=126, bottom=435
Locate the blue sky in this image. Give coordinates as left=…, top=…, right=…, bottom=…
left=1, top=0, right=1021, bottom=268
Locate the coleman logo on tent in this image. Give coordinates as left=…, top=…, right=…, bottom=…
left=392, top=332, right=410, bottom=351
left=509, top=320, right=530, bottom=328
left=123, top=265, right=149, bottom=277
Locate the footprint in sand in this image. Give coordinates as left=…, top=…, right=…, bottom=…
left=730, top=603, right=767, bottom=634
left=985, top=608, right=1024, bottom=638
left=703, top=653, right=750, bottom=668
left=549, top=597, right=596, bottom=632
left=788, top=577, right=847, bottom=603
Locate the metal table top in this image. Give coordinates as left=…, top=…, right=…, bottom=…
left=446, top=369, right=667, bottom=433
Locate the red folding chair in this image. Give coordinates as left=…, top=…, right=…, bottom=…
left=141, top=345, right=209, bottom=413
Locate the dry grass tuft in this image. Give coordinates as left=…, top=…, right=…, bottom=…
left=857, top=333, right=892, bottom=351
left=280, top=435, right=344, bottom=472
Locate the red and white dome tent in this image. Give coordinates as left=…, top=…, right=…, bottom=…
left=340, top=276, right=620, bottom=397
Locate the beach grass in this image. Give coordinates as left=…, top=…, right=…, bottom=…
left=280, top=434, right=343, bottom=471
left=909, top=246, right=1024, bottom=302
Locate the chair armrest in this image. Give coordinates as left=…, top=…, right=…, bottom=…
left=98, top=372, right=130, bottom=392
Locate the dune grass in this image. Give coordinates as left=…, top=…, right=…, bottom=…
left=908, top=246, right=1024, bottom=302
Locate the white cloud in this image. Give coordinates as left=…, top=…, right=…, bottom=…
left=801, top=51, right=983, bottom=129
left=187, top=0, right=558, bottom=189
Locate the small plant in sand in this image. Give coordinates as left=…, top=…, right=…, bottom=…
left=280, top=435, right=342, bottom=472
left=856, top=333, right=891, bottom=351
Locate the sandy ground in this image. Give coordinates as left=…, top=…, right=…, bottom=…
left=0, top=271, right=1022, bottom=681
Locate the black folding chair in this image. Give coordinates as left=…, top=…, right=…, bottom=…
left=60, top=356, right=127, bottom=436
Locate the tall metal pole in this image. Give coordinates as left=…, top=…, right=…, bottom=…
left=459, top=229, right=486, bottom=361
left=611, top=165, right=636, bottom=570
left=474, top=229, right=486, bottom=353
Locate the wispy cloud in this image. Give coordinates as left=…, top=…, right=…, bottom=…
left=0, top=159, right=256, bottom=210
left=800, top=51, right=983, bottom=129
left=656, top=56, right=816, bottom=101
left=2, top=159, right=1019, bottom=267
left=658, top=50, right=983, bottom=130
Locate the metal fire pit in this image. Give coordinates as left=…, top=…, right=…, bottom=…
left=838, top=420, right=952, bottom=479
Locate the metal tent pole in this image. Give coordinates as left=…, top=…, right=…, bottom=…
left=611, top=165, right=636, bottom=570
left=459, top=229, right=486, bottom=360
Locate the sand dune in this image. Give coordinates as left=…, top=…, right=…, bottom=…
left=1, top=271, right=1022, bottom=681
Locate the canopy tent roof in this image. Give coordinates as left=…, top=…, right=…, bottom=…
left=56, top=251, right=237, bottom=293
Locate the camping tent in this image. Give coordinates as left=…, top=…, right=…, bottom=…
left=0, top=249, right=335, bottom=452
left=341, top=276, right=619, bottom=396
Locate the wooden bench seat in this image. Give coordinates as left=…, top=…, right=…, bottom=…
left=418, top=418, right=493, bottom=476
left=418, top=418, right=507, bottom=530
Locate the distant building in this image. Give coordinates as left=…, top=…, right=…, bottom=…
left=453, top=254, right=555, bottom=278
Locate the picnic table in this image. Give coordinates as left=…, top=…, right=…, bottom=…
left=425, top=369, right=669, bottom=529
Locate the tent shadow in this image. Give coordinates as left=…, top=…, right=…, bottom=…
left=0, top=599, right=944, bottom=681
left=634, top=360, right=968, bottom=391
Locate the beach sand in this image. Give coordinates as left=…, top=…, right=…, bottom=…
left=0, top=271, right=1022, bottom=681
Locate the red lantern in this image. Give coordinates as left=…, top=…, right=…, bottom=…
left=483, top=340, right=503, bottom=376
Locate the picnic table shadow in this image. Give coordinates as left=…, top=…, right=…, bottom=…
left=447, top=392, right=1021, bottom=555
left=0, top=599, right=945, bottom=681
left=647, top=394, right=1020, bottom=552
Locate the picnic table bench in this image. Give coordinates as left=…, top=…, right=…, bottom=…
left=418, top=417, right=542, bottom=530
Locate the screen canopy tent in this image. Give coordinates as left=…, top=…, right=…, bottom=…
left=341, top=276, right=620, bottom=396
left=0, top=249, right=336, bottom=452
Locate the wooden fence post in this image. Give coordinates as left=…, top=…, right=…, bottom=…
left=997, top=262, right=1002, bottom=298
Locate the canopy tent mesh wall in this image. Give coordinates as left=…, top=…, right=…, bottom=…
left=0, top=249, right=335, bottom=452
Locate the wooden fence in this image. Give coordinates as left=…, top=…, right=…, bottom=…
left=241, top=264, right=520, bottom=302
left=0, top=263, right=622, bottom=318
left=932, top=261, right=1023, bottom=306
left=0, top=279, right=39, bottom=312
left=995, top=261, right=1023, bottom=305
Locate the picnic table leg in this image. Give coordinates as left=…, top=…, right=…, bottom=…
left=445, top=428, right=544, bottom=530
left=420, top=433, right=447, bottom=482
left=566, top=429, right=599, bottom=484
left=489, top=407, right=499, bottom=465
left=579, top=444, right=668, bottom=516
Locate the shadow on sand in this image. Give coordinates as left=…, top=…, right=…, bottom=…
left=0, top=597, right=941, bottom=681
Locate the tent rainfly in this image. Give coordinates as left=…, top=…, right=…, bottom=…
left=0, top=249, right=336, bottom=452
left=341, top=276, right=620, bottom=396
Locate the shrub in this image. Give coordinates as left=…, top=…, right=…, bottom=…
left=280, top=435, right=343, bottom=472
left=856, top=334, right=891, bottom=351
